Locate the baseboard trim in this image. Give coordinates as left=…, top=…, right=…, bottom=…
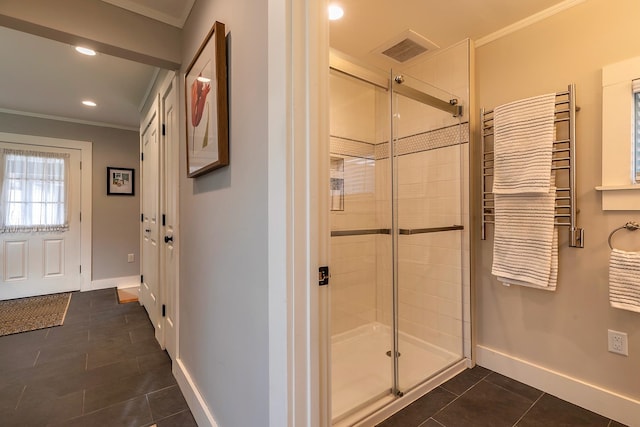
left=174, top=357, right=219, bottom=427
left=86, top=275, right=139, bottom=291
left=476, top=345, right=639, bottom=427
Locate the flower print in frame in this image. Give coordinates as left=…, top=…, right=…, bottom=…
left=185, top=21, right=228, bottom=178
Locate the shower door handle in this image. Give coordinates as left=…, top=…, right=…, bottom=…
left=319, top=266, right=329, bottom=286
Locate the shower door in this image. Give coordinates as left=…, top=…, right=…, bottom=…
left=329, top=69, right=394, bottom=421
left=390, top=73, right=465, bottom=393
left=328, top=65, right=466, bottom=423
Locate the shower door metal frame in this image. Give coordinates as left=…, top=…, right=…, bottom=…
left=390, top=71, right=401, bottom=397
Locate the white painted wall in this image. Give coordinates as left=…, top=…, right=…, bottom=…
left=177, top=1, right=269, bottom=426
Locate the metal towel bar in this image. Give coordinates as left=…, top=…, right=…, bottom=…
left=481, top=84, right=584, bottom=248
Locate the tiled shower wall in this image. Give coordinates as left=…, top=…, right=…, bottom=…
left=375, top=128, right=468, bottom=355
left=329, top=74, right=382, bottom=336
left=403, top=40, right=471, bottom=357
left=330, top=41, right=471, bottom=355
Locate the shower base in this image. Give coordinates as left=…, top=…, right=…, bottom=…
left=331, top=322, right=459, bottom=421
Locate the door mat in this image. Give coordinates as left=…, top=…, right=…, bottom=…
left=0, top=292, right=72, bottom=337
left=117, top=288, right=138, bottom=304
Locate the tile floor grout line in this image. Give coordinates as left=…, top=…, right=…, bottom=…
left=14, top=384, right=27, bottom=411
left=153, top=409, right=192, bottom=425
left=78, top=393, right=151, bottom=419
left=144, top=393, right=154, bottom=423
left=430, top=381, right=481, bottom=421
left=483, top=377, right=543, bottom=404
left=150, top=383, right=179, bottom=396
left=511, top=392, right=545, bottom=427
left=439, top=371, right=487, bottom=397
left=418, top=417, right=446, bottom=427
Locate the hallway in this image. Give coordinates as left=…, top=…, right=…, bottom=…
left=0, top=288, right=195, bottom=426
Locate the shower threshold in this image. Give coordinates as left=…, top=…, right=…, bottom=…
left=331, top=322, right=459, bottom=422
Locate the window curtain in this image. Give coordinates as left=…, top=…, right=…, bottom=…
left=0, top=149, right=70, bottom=233
left=633, top=79, right=640, bottom=182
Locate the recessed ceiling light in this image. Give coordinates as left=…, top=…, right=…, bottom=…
left=82, top=100, right=97, bottom=107
left=75, top=46, right=96, bottom=56
left=196, top=76, right=211, bottom=83
left=328, top=4, right=344, bottom=21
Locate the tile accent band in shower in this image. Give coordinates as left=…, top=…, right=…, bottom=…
left=330, top=122, right=470, bottom=160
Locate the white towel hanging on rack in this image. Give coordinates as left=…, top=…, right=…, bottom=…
left=492, top=93, right=556, bottom=194
left=498, top=228, right=558, bottom=291
left=491, top=187, right=557, bottom=289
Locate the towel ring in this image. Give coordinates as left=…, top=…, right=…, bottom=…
left=608, top=221, right=640, bottom=250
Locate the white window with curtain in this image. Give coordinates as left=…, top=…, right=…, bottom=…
left=0, top=148, right=70, bottom=233
left=633, top=79, right=640, bottom=183
left=599, top=56, right=640, bottom=210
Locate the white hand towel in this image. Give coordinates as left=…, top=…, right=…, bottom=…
left=609, top=249, right=640, bottom=313
left=492, top=93, right=556, bottom=194
left=492, top=187, right=556, bottom=288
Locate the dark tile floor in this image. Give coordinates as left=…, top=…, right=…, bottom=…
left=0, top=288, right=196, bottom=427
left=378, top=366, right=628, bottom=427
left=1, top=290, right=630, bottom=427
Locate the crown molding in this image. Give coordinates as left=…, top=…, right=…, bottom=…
left=475, top=0, right=586, bottom=47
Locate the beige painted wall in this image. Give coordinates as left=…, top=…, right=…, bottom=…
left=0, top=112, right=141, bottom=281
left=475, top=0, right=640, bottom=399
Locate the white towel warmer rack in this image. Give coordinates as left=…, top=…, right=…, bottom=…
left=481, top=84, right=584, bottom=248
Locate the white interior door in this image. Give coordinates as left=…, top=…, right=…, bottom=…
left=0, top=142, right=82, bottom=300
left=161, top=75, right=178, bottom=358
left=140, top=109, right=161, bottom=332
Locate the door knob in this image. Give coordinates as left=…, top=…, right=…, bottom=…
left=164, top=235, right=173, bottom=243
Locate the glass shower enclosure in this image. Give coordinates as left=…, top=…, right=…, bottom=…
left=329, top=59, right=469, bottom=423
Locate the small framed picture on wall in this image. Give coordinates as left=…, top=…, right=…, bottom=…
left=107, top=167, right=135, bottom=196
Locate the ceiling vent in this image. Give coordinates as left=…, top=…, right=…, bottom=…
left=374, top=29, right=439, bottom=64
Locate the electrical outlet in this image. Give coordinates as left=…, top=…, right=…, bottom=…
left=127, top=253, right=134, bottom=263
left=608, top=329, right=628, bottom=356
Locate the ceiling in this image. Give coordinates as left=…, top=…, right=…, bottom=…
left=99, top=0, right=195, bottom=28
left=0, top=25, right=158, bottom=130
left=0, top=0, right=573, bottom=130
left=330, top=0, right=572, bottom=70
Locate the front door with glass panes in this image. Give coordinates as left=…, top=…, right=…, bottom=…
left=0, top=142, right=82, bottom=300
